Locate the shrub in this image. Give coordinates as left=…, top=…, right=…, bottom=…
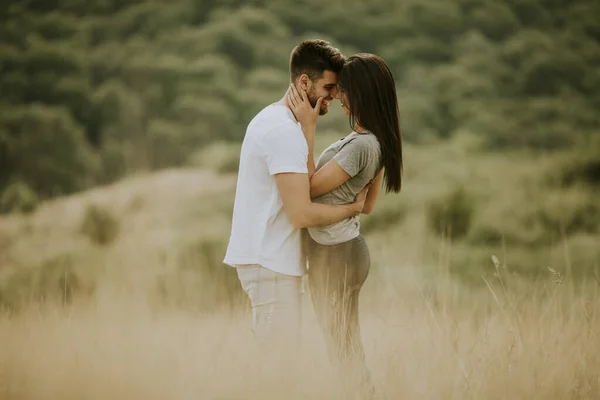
left=37, top=254, right=84, bottom=304
left=469, top=186, right=599, bottom=248
left=546, top=135, right=600, bottom=188
left=536, top=191, right=600, bottom=236
left=361, top=204, right=407, bottom=235
left=469, top=213, right=547, bottom=247
left=80, top=204, right=120, bottom=246
left=468, top=197, right=549, bottom=247
left=0, top=268, right=35, bottom=312
left=217, top=154, right=241, bottom=174
left=1, top=105, right=98, bottom=198
left=0, top=181, right=39, bottom=214
left=557, top=154, right=600, bottom=188
left=427, top=186, right=475, bottom=239
left=187, top=141, right=241, bottom=174
left=156, top=237, right=247, bottom=312
left=0, top=254, right=91, bottom=312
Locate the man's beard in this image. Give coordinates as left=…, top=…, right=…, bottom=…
left=307, top=87, right=328, bottom=116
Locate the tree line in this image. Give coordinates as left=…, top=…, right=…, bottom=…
left=1, top=0, right=598, bottom=211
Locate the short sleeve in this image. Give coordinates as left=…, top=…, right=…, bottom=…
left=332, top=137, right=372, bottom=177
left=262, top=124, right=308, bottom=175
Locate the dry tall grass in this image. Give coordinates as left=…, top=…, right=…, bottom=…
left=1, top=261, right=598, bottom=400
left=1, top=140, right=598, bottom=399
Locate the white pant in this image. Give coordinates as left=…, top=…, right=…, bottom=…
left=235, top=264, right=303, bottom=344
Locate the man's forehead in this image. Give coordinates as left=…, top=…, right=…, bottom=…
left=315, top=70, right=338, bottom=85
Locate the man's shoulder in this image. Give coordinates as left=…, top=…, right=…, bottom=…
left=252, top=104, right=295, bottom=126
left=248, top=105, right=301, bottom=139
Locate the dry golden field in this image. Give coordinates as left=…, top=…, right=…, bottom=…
left=1, top=136, right=598, bottom=399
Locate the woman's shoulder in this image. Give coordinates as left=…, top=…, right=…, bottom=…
left=353, top=131, right=380, bottom=150
left=336, top=131, right=380, bottom=154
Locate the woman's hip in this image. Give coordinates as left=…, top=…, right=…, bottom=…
left=307, top=235, right=371, bottom=284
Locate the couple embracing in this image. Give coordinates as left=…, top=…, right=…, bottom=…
left=224, top=39, right=403, bottom=387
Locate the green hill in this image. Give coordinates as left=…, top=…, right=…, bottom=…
left=1, top=0, right=599, bottom=209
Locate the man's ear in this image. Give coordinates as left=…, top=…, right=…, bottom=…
left=299, top=74, right=310, bottom=91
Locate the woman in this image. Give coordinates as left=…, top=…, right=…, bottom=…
left=287, top=53, right=403, bottom=383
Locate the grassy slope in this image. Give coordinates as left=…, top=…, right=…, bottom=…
left=1, top=138, right=599, bottom=398
left=1, top=133, right=598, bottom=306
left=0, top=169, right=238, bottom=310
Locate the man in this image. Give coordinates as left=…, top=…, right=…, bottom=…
left=223, top=39, right=368, bottom=343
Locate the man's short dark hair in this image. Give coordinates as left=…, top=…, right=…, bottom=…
left=290, top=39, right=345, bottom=82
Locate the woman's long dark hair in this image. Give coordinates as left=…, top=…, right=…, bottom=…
left=339, top=53, right=403, bottom=193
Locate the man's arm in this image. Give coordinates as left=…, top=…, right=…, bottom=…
left=304, top=127, right=317, bottom=179
left=286, top=83, right=320, bottom=178
left=276, top=172, right=368, bottom=229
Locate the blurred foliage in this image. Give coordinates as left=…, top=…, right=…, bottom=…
left=549, top=136, right=600, bottom=189
left=0, top=180, right=39, bottom=214
left=1, top=0, right=599, bottom=210
left=0, top=254, right=90, bottom=312
left=80, top=203, right=120, bottom=246
left=156, top=236, right=247, bottom=312
left=187, top=141, right=241, bottom=174
left=361, top=198, right=408, bottom=235
left=427, top=185, right=475, bottom=240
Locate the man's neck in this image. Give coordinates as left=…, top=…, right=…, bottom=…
left=275, top=95, right=288, bottom=108
left=276, top=92, right=299, bottom=123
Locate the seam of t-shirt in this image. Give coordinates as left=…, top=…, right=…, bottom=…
left=333, top=158, right=356, bottom=178
left=269, top=165, right=308, bottom=175
left=259, top=119, right=307, bottom=175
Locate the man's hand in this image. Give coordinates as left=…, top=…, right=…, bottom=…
left=287, top=83, right=320, bottom=178
left=350, top=183, right=371, bottom=215
left=287, top=83, right=322, bottom=135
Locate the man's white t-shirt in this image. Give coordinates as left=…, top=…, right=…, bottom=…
left=223, top=104, right=308, bottom=276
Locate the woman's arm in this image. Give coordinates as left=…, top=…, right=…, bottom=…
left=309, top=139, right=383, bottom=201
left=309, top=159, right=352, bottom=199
left=309, top=162, right=384, bottom=212
left=361, top=168, right=383, bottom=214
left=286, top=84, right=380, bottom=203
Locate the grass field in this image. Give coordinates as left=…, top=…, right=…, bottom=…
left=1, top=266, right=598, bottom=399
left=0, top=134, right=598, bottom=399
